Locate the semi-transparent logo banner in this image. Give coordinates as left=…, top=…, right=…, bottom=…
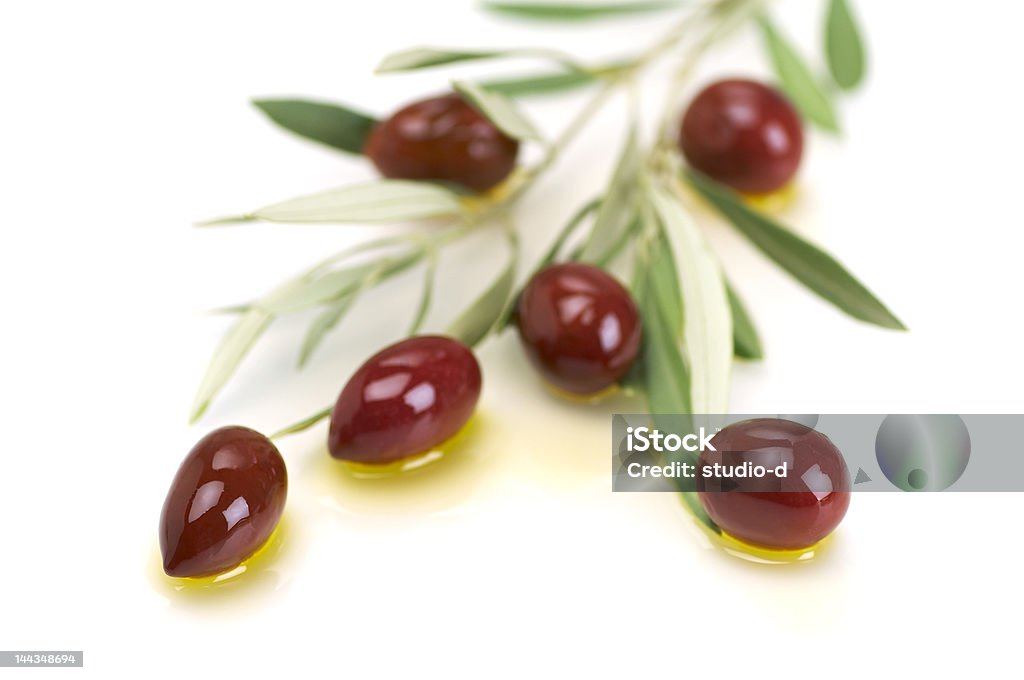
left=612, top=414, right=1022, bottom=492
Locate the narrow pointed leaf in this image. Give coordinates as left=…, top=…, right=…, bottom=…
left=687, top=170, right=906, bottom=330
left=408, top=251, right=438, bottom=335
left=481, top=69, right=596, bottom=97
left=633, top=243, right=692, bottom=417
left=724, top=279, right=764, bottom=360
left=758, top=16, right=840, bottom=133
left=453, top=81, right=545, bottom=142
left=252, top=99, right=378, bottom=155
left=262, top=250, right=423, bottom=315
left=578, top=127, right=641, bottom=263
left=190, top=309, right=273, bottom=422
left=270, top=406, right=333, bottom=439
left=377, top=46, right=580, bottom=73
left=538, top=198, right=601, bottom=270
left=377, top=47, right=503, bottom=72
left=447, top=232, right=519, bottom=347
left=298, top=294, right=361, bottom=367
left=231, top=180, right=465, bottom=224
left=645, top=225, right=684, bottom=338
left=297, top=260, right=392, bottom=367
left=650, top=183, right=732, bottom=414
left=825, top=0, right=866, bottom=90
left=482, top=1, right=685, bottom=22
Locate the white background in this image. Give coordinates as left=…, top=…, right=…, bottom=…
left=2, top=1, right=1022, bottom=678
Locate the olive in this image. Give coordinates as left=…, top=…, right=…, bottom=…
left=328, top=335, right=482, bottom=465
left=679, top=79, right=804, bottom=194
left=515, top=263, right=642, bottom=395
left=364, top=94, right=520, bottom=194
left=697, top=418, right=851, bottom=551
left=160, top=426, right=287, bottom=578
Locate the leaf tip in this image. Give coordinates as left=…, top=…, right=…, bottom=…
left=188, top=401, right=208, bottom=425
left=194, top=215, right=254, bottom=228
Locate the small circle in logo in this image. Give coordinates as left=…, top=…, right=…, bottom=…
left=875, top=415, right=970, bottom=491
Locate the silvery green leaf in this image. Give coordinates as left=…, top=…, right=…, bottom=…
left=482, top=1, right=685, bottom=22
left=724, top=278, right=764, bottom=360
left=252, top=99, right=377, bottom=155
left=481, top=69, right=596, bottom=97
left=447, top=231, right=519, bottom=347
left=759, top=16, right=840, bottom=133
left=377, top=47, right=503, bottom=72
left=298, top=294, right=360, bottom=367
left=270, top=406, right=334, bottom=439
left=377, top=46, right=581, bottom=73
left=452, top=81, right=545, bottom=143
left=687, top=170, right=906, bottom=330
left=538, top=198, right=600, bottom=269
left=298, top=258, right=392, bottom=366
left=241, top=181, right=466, bottom=224
left=825, top=0, right=866, bottom=90
left=578, top=127, right=641, bottom=264
left=262, top=249, right=424, bottom=315
left=649, top=183, right=732, bottom=414
left=407, top=251, right=438, bottom=335
left=631, top=233, right=691, bottom=417
left=190, top=308, right=273, bottom=423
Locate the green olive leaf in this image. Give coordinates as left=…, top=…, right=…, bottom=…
left=649, top=182, right=732, bottom=414
left=724, top=278, right=764, bottom=360
left=270, top=406, right=333, bottom=439
left=680, top=492, right=720, bottom=533
left=377, top=47, right=501, bottom=72
left=448, top=81, right=544, bottom=144
left=644, top=216, right=684, bottom=339
left=190, top=308, right=273, bottom=423
left=263, top=250, right=424, bottom=316
left=446, top=230, right=519, bottom=348
left=578, top=127, right=641, bottom=263
left=251, top=99, right=378, bottom=155
left=453, top=81, right=546, bottom=143
left=538, top=198, right=601, bottom=270
left=825, top=0, right=867, bottom=90
left=297, top=254, right=404, bottom=366
left=686, top=170, right=906, bottom=330
left=482, top=1, right=685, bottom=22
left=408, top=251, right=438, bottom=335
left=376, top=46, right=582, bottom=73
left=198, top=180, right=467, bottom=226
left=252, top=236, right=420, bottom=315
left=481, top=69, right=596, bottom=97
left=631, top=231, right=692, bottom=418
left=298, top=294, right=360, bottom=368
left=758, top=15, right=840, bottom=133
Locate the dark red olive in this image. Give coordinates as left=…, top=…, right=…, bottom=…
left=328, top=335, right=482, bottom=465
left=364, top=94, right=520, bottom=194
left=679, top=79, right=804, bottom=194
left=516, top=263, right=642, bottom=395
left=160, top=426, right=287, bottom=578
left=697, top=418, right=851, bottom=551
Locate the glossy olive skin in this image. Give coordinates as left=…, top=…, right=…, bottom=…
left=328, top=336, right=482, bottom=465
left=160, top=427, right=287, bottom=578
left=697, top=419, right=851, bottom=551
left=364, top=94, right=520, bottom=194
left=680, top=79, right=804, bottom=194
left=516, top=263, right=642, bottom=395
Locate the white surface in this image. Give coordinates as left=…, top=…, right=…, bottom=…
left=1, top=1, right=1022, bottom=678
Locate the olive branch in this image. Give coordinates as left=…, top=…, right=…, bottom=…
left=190, top=0, right=893, bottom=443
